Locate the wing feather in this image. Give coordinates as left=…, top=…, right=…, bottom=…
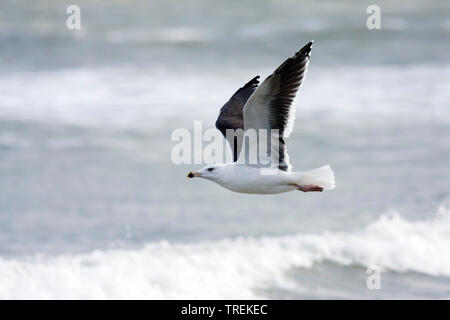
left=240, top=41, right=313, bottom=171
left=215, top=76, right=260, bottom=161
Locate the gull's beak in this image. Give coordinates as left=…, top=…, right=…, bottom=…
left=187, top=171, right=201, bottom=178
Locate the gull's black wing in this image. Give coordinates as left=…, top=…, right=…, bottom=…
left=243, top=41, right=313, bottom=171
left=215, top=76, right=260, bottom=161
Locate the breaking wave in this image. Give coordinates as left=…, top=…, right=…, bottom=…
left=0, top=65, right=449, bottom=129
left=1, top=206, right=449, bottom=299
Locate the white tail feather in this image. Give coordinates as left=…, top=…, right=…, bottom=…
left=298, top=165, right=335, bottom=190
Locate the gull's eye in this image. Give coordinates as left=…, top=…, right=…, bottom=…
left=207, top=167, right=215, bottom=172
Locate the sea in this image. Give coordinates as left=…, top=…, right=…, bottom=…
left=0, top=0, right=449, bottom=299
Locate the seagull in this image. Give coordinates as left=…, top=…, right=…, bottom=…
left=187, top=41, right=335, bottom=194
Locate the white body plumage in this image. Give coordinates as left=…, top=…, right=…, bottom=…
left=190, top=163, right=335, bottom=195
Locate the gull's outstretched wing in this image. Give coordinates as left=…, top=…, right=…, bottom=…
left=215, top=76, right=260, bottom=161
left=239, top=41, right=313, bottom=171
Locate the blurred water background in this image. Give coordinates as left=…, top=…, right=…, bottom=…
left=0, top=0, right=450, bottom=299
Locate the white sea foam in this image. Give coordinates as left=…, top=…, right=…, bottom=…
left=0, top=68, right=228, bottom=129
left=1, top=207, right=449, bottom=299
left=0, top=65, right=449, bottom=129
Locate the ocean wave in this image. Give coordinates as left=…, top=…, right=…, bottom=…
left=0, top=65, right=449, bottom=129
left=0, top=206, right=449, bottom=299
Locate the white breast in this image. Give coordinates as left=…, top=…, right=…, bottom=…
left=215, top=164, right=296, bottom=194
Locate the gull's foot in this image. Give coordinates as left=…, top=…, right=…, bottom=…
left=290, top=184, right=324, bottom=192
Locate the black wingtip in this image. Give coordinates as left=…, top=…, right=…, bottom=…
left=295, top=41, right=314, bottom=57
left=305, top=40, right=314, bottom=47
left=243, top=75, right=260, bottom=88
left=303, top=40, right=314, bottom=50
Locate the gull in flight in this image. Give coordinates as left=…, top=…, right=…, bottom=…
left=187, top=41, right=335, bottom=194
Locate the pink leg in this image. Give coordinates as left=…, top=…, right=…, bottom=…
left=289, top=183, right=324, bottom=192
